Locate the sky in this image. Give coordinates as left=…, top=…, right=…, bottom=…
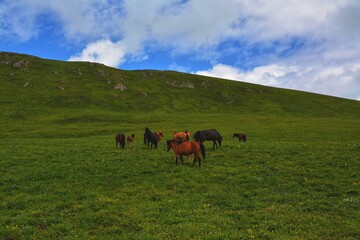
left=1, top=0, right=359, bottom=100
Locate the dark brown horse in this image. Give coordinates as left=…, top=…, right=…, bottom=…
left=144, top=127, right=158, bottom=149
left=127, top=134, right=135, bottom=144
left=115, top=133, right=126, bottom=149
left=233, top=133, right=247, bottom=142
left=166, top=139, right=205, bottom=167
left=193, top=129, right=222, bottom=151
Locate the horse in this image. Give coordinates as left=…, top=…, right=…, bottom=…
left=233, top=133, right=247, bottom=142
left=193, top=129, right=223, bottom=151
left=127, top=134, right=135, bottom=144
left=173, top=130, right=191, bottom=141
left=166, top=139, right=205, bottom=167
left=156, top=131, right=164, bottom=143
left=144, top=127, right=158, bottom=149
left=115, top=133, right=126, bottom=149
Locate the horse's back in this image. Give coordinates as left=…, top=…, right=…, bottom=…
left=116, top=133, right=125, bottom=140
left=195, top=129, right=219, bottom=139
left=178, top=141, right=200, bottom=155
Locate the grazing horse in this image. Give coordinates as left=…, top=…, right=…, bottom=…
left=127, top=134, right=135, bottom=144
left=115, top=133, right=126, bottom=149
left=156, top=131, right=164, bottom=143
left=144, top=127, right=158, bottom=149
left=233, top=133, right=247, bottom=142
left=166, top=139, right=205, bottom=167
left=173, top=130, right=191, bottom=141
left=193, top=129, right=223, bottom=151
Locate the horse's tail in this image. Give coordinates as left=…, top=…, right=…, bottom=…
left=200, top=142, right=206, bottom=162
left=154, top=137, right=158, bottom=148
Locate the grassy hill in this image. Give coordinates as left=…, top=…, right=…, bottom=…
left=1, top=51, right=359, bottom=119
left=1, top=52, right=359, bottom=239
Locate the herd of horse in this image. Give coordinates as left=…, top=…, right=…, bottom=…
left=115, top=127, right=247, bottom=167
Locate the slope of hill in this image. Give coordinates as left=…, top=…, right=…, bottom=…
left=1, top=51, right=359, bottom=123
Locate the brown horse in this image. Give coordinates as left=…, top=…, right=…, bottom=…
left=173, top=130, right=191, bottom=141
left=156, top=131, right=164, bottom=143
left=166, top=139, right=205, bottom=167
left=127, top=134, right=135, bottom=144
left=115, top=133, right=126, bottom=149
left=233, top=133, right=247, bottom=142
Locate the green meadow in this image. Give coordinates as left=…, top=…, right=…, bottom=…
left=1, top=52, right=359, bottom=239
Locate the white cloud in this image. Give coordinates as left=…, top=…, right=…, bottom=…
left=0, top=0, right=47, bottom=41
left=195, top=63, right=360, bottom=100
left=68, top=39, right=126, bottom=67
left=1, top=0, right=358, bottom=51
left=168, top=63, right=190, bottom=73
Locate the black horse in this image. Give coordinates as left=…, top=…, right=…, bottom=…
left=115, top=133, right=126, bottom=149
left=144, top=127, right=158, bottom=149
left=193, top=129, right=223, bottom=151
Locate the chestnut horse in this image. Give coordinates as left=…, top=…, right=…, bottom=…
left=156, top=131, right=164, bottom=143
left=173, top=130, right=191, bottom=141
left=127, top=134, right=135, bottom=144
left=166, top=139, right=205, bottom=167
left=115, top=133, right=126, bottom=149
left=233, top=133, right=247, bottom=142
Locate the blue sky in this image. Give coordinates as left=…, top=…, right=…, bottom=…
left=1, top=0, right=359, bottom=100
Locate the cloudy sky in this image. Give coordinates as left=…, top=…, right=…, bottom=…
left=1, top=0, right=359, bottom=100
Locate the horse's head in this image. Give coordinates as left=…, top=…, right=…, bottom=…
left=218, top=136, right=223, bottom=146
left=233, top=133, right=236, bottom=138
left=184, top=130, right=191, bottom=140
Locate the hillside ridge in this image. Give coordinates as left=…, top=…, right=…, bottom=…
left=1, top=51, right=359, bottom=120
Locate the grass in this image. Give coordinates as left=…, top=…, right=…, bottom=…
left=0, top=52, right=359, bottom=239
left=1, top=114, right=359, bottom=239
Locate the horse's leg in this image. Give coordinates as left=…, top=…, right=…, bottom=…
left=192, top=157, right=197, bottom=167
left=180, top=155, right=184, bottom=164
left=191, top=152, right=196, bottom=167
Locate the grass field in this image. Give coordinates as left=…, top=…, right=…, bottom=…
left=1, top=52, right=359, bottom=239
left=1, top=114, right=359, bottom=239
